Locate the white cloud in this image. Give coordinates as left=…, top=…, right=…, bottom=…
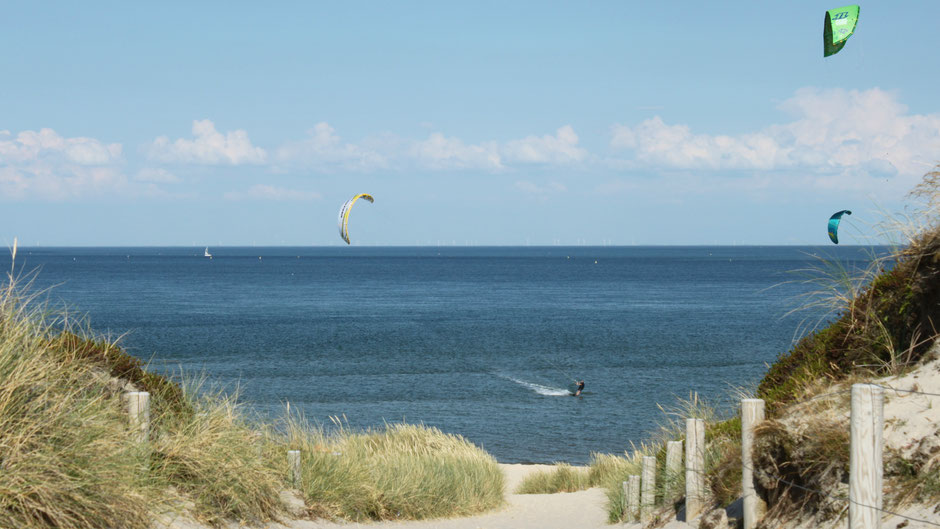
left=0, top=128, right=127, bottom=200
left=504, top=125, right=587, bottom=164
left=409, top=133, right=502, bottom=170
left=610, top=88, right=940, bottom=182
left=275, top=122, right=386, bottom=171
left=276, top=123, right=589, bottom=172
left=148, top=119, right=266, bottom=165
left=0, top=128, right=122, bottom=165
left=223, top=184, right=320, bottom=201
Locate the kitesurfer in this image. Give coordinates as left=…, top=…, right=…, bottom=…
left=573, top=380, right=585, bottom=396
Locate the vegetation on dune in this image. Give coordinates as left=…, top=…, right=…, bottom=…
left=0, top=283, right=156, bottom=529
left=749, top=171, right=940, bottom=521
left=515, top=463, right=590, bottom=494
left=276, top=416, right=504, bottom=521
left=759, top=173, right=940, bottom=410
left=752, top=416, right=851, bottom=521
left=47, top=330, right=191, bottom=418
left=149, top=383, right=284, bottom=526
left=594, top=393, right=736, bottom=523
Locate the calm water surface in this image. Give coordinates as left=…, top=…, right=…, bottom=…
left=3, top=246, right=879, bottom=464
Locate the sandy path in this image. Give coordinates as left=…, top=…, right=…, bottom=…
left=160, top=464, right=613, bottom=529
left=280, top=464, right=611, bottom=529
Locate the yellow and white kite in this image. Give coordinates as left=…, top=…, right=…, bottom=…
left=337, top=193, right=374, bottom=244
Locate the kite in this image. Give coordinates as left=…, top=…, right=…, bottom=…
left=824, top=5, right=860, bottom=57
left=337, top=193, right=374, bottom=244
left=828, top=210, right=852, bottom=244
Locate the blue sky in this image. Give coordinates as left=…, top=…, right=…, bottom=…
left=1, top=1, right=938, bottom=246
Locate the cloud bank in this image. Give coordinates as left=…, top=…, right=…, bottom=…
left=6, top=87, right=938, bottom=202
left=148, top=119, right=267, bottom=165
left=0, top=128, right=126, bottom=199
left=610, top=88, right=940, bottom=181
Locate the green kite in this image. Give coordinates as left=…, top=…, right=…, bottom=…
left=824, top=5, right=860, bottom=57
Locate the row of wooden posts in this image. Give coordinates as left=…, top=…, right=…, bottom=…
left=621, top=383, right=885, bottom=529
left=124, top=384, right=886, bottom=529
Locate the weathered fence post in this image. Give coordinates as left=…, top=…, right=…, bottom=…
left=627, top=474, right=641, bottom=522
left=641, top=455, right=656, bottom=521
left=287, top=450, right=302, bottom=489
left=621, top=481, right=629, bottom=521
left=850, top=384, right=884, bottom=529
left=123, top=391, right=150, bottom=443
left=685, top=418, right=705, bottom=521
left=665, top=440, right=683, bottom=500
left=742, top=398, right=766, bottom=529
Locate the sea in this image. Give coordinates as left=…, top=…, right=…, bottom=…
left=1, top=245, right=882, bottom=464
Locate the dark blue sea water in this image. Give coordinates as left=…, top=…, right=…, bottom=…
left=2, top=246, right=882, bottom=464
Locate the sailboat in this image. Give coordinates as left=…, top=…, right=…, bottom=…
left=204, top=247, right=212, bottom=259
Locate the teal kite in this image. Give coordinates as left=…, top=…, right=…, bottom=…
left=828, top=210, right=851, bottom=244
left=824, top=5, right=860, bottom=57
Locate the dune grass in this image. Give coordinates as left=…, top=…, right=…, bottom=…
left=759, top=172, right=940, bottom=411
left=0, top=278, right=156, bottom=529
left=148, top=381, right=284, bottom=526
left=515, top=463, right=590, bottom=494
left=274, top=414, right=505, bottom=521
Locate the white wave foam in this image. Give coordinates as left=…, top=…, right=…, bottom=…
left=503, top=376, right=571, bottom=396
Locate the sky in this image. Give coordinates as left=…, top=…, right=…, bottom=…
left=1, top=1, right=939, bottom=246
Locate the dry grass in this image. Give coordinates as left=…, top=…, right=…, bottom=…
left=515, top=463, right=590, bottom=494
left=148, top=380, right=284, bottom=526
left=751, top=416, right=850, bottom=522
left=591, top=392, right=735, bottom=522
left=272, top=413, right=505, bottom=521
left=0, top=274, right=156, bottom=529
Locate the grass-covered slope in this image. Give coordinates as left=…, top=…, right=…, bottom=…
left=277, top=419, right=504, bottom=520
left=758, top=223, right=940, bottom=410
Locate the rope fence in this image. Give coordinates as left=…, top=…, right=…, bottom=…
left=681, top=463, right=940, bottom=528
left=620, top=383, right=939, bottom=528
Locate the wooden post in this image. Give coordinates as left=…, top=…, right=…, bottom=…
left=850, top=384, right=884, bottom=529
left=621, top=481, right=629, bottom=521
left=665, top=441, right=683, bottom=500
left=742, top=398, right=766, bottom=529
left=123, top=391, right=150, bottom=443
left=627, top=474, right=641, bottom=522
left=641, top=455, right=656, bottom=521
left=287, top=450, right=302, bottom=489
left=685, top=418, right=705, bottom=521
